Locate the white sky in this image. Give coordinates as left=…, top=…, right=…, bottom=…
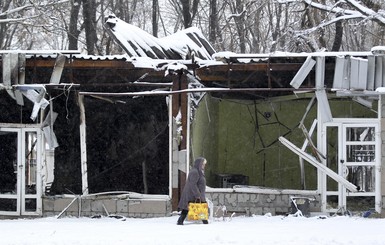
left=1, top=214, right=385, bottom=244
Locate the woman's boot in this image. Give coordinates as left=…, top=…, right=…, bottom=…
left=177, top=210, right=188, bottom=225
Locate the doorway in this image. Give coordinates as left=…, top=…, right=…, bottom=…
left=0, top=126, right=42, bottom=216
left=322, top=119, right=381, bottom=213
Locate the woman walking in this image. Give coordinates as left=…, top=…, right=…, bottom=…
left=177, top=157, right=208, bottom=225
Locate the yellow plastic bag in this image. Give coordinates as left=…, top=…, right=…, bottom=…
left=187, top=202, right=209, bottom=221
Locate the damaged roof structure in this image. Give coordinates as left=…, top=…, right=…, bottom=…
left=1, top=15, right=385, bottom=218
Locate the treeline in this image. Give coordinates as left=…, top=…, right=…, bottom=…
left=0, top=0, right=384, bottom=54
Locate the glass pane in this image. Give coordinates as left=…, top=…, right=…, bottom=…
left=346, top=166, right=375, bottom=192
left=0, top=198, right=17, bottom=211
left=25, top=198, right=36, bottom=212
left=346, top=145, right=375, bottom=162
left=326, top=195, right=338, bottom=209
left=25, top=132, right=37, bottom=195
left=326, top=127, right=338, bottom=191
left=0, top=131, right=18, bottom=194
left=346, top=127, right=375, bottom=142
left=347, top=196, right=374, bottom=212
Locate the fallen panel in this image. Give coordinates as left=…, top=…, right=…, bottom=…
left=290, top=56, right=316, bottom=89
left=350, top=57, right=368, bottom=90
left=375, top=56, right=383, bottom=89
left=366, top=56, right=375, bottom=90
left=315, top=90, right=332, bottom=123
left=333, top=57, right=350, bottom=89
left=20, top=89, right=49, bottom=121
left=49, top=54, right=66, bottom=84
left=279, top=136, right=357, bottom=192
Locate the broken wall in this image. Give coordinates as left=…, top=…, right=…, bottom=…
left=84, top=95, right=169, bottom=194
left=0, top=54, right=172, bottom=197
left=191, top=93, right=377, bottom=190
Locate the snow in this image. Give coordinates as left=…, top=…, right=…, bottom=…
left=2, top=214, right=385, bottom=244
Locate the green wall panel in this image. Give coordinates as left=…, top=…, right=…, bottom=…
left=191, top=93, right=377, bottom=190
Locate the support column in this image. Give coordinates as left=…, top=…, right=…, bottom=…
left=315, top=56, right=327, bottom=212
left=78, top=93, right=89, bottom=195
left=171, top=72, right=189, bottom=211
left=380, top=95, right=385, bottom=216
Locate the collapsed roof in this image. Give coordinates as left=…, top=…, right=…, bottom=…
left=104, top=14, right=216, bottom=60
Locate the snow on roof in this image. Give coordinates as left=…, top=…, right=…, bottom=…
left=105, top=14, right=216, bottom=60
left=212, top=50, right=374, bottom=61
left=24, top=53, right=130, bottom=61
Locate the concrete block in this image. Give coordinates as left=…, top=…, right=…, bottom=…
left=54, top=198, right=79, bottom=213
left=117, top=200, right=128, bottom=213
left=280, top=195, right=290, bottom=205
left=81, top=199, right=91, bottom=212
left=275, top=207, right=289, bottom=214
left=224, top=193, right=237, bottom=207
left=238, top=193, right=250, bottom=203
left=43, top=198, right=54, bottom=211
left=127, top=212, right=141, bottom=218
left=66, top=211, right=78, bottom=217
left=91, top=200, right=104, bottom=212
left=128, top=200, right=167, bottom=214
left=205, top=193, right=213, bottom=202
left=250, top=207, right=263, bottom=215
left=81, top=211, right=92, bottom=217
left=266, top=194, right=275, bottom=203
left=101, top=199, right=117, bottom=214
left=43, top=211, right=55, bottom=217
left=249, top=194, right=259, bottom=204
left=259, top=194, right=270, bottom=203
left=275, top=195, right=289, bottom=208
left=263, top=207, right=275, bottom=215
left=219, top=194, right=225, bottom=205
left=166, top=201, right=172, bottom=215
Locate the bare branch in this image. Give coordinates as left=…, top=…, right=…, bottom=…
left=0, top=15, right=39, bottom=24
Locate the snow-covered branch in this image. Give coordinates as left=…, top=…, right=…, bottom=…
left=295, top=12, right=363, bottom=35
left=0, top=4, right=34, bottom=17
left=345, top=0, right=385, bottom=25
left=0, top=0, right=70, bottom=19
left=275, top=0, right=385, bottom=26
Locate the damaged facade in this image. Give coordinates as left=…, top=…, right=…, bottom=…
left=0, top=15, right=385, bottom=218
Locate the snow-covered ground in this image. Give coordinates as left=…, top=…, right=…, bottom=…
left=1, top=214, right=385, bottom=245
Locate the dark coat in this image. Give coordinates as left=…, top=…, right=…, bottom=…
left=177, top=157, right=206, bottom=210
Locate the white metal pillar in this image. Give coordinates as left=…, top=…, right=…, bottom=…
left=78, top=94, right=89, bottom=195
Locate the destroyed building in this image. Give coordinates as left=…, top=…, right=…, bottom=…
left=0, top=15, right=385, bottom=218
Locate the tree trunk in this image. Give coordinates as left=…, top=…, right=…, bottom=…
left=68, top=0, right=81, bottom=51
left=0, top=0, right=12, bottom=49
left=179, top=0, right=199, bottom=28
left=233, top=0, right=246, bottom=53
left=331, top=14, right=343, bottom=51
left=152, top=0, right=158, bottom=37
left=180, top=0, right=191, bottom=28
left=82, top=0, right=97, bottom=55
left=209, top=0, right=217, bottom=44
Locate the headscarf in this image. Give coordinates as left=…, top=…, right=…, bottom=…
left=193, top=157, right=206, bottom=176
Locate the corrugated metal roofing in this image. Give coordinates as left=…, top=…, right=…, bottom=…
left=104, top=14, right=216, bottom=60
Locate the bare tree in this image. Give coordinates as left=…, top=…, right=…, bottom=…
left=0, top=0, right=70, bottom=50
left=82, top=0, right=98, bottom=55
left=179, top=0, right=200, bottom=28
left=68, top=0, right=82, bottom=50
left=152, top=0, right=159, bottom=37
left=275, top=0, right=385, bottom=51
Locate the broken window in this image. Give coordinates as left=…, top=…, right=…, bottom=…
left=84, top=95, right=169, bottom=194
